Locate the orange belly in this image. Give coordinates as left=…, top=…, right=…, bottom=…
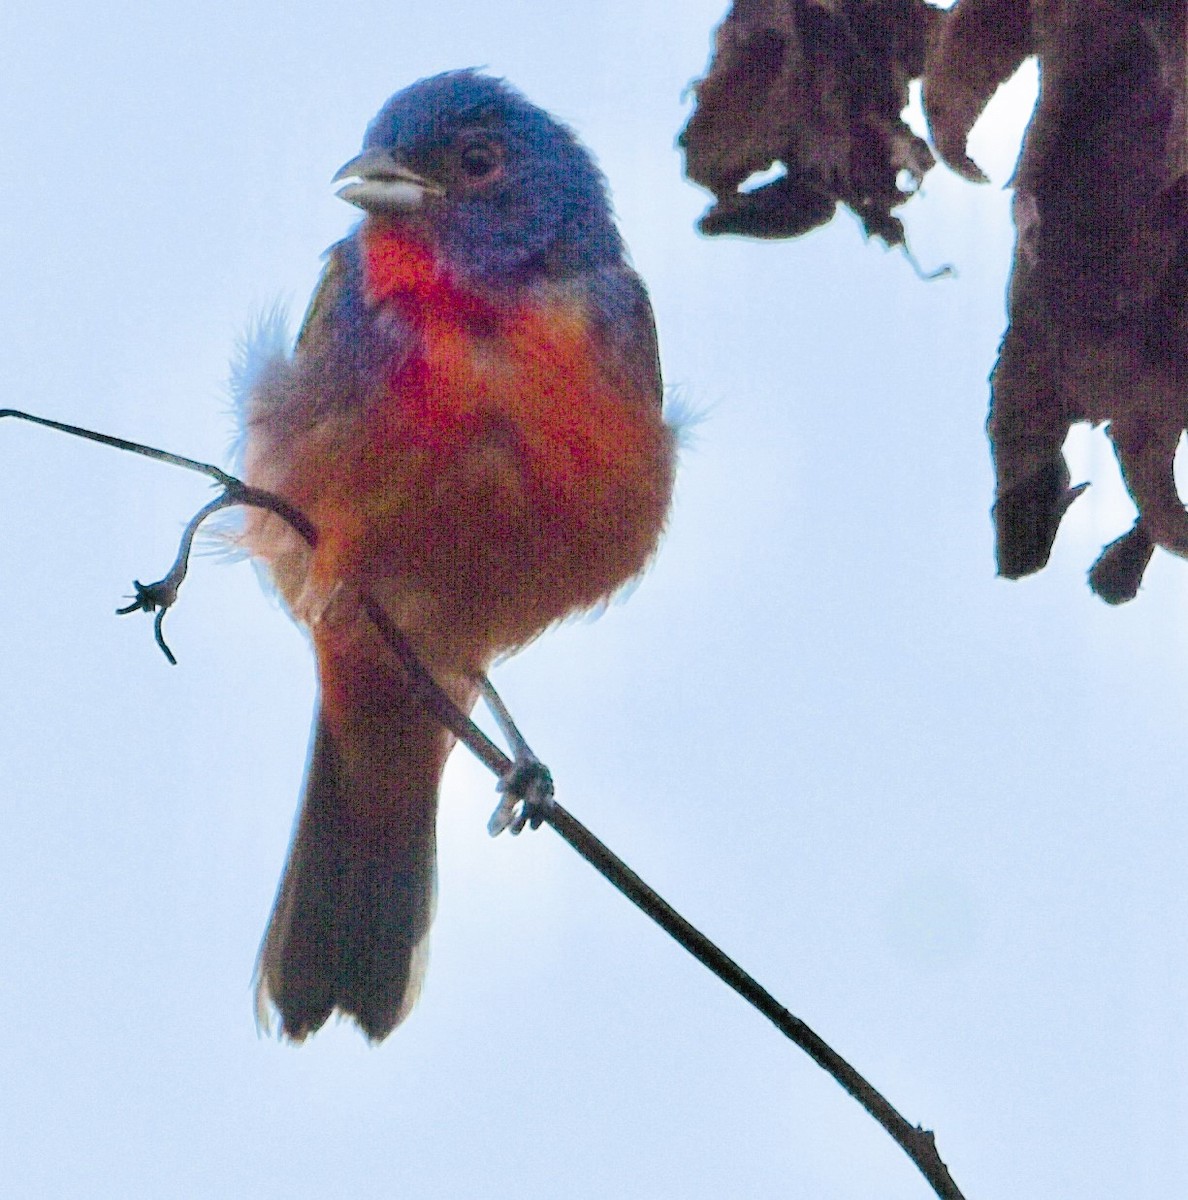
left=271, top=233, right=675, bottom=660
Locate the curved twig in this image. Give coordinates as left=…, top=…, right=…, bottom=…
left=4, top=407, right=969, bottom=1200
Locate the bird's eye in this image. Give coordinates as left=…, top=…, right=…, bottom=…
left=457, top=139, right=502, bottom=180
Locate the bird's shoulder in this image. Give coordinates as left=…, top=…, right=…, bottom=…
left=536, top=262, right=663, bottom=410
left=293, top=236, right=416, bottom=389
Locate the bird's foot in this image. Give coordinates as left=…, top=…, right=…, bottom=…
left=488, top=752, right=555, bottom=837
left=479, top=675, right=555, bottom=836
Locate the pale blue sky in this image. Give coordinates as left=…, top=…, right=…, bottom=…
left=2, top=4, right=1185, bottom=1198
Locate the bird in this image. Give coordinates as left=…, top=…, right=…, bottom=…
left=236, top=69, right=677, bottom=1042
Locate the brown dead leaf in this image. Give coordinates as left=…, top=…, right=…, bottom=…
left=971, top=1, right=1187, bottom=600
left=921, top=0, right=1033, bottom=181
left=680, top=0, right=941, bottom=245
left=682, top=0, right=1186, bottom=602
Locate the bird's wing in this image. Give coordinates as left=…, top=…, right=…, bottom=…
left=293, top=237, right=417, bottom=414
left=294, top=239, right=353, bottom=356
left=584, top=264, right=664, bottom=410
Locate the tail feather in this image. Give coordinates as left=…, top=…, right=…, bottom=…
left=256, top=706, right=446, bottom=1042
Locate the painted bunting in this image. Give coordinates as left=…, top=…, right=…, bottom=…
left=237, top=70, right=676, bottom=1041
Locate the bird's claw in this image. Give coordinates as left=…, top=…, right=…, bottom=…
left=488, top=755, right=554, bottom=837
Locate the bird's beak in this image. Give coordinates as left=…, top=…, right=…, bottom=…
left=332, top=148, right=443, bottom=213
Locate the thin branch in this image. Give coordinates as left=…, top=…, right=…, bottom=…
left=545, top=802, right=964, bottom=1199
left=4, top=409, right=968, bottom=1200
left=475, top=680, right=964, bottom=1200
left=0, top=408, right=319, bottom=545
left=1, top=407, right=241, bottom=488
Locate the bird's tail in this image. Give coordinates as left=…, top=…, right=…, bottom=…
left=256, top=646, right=458, bottom=1042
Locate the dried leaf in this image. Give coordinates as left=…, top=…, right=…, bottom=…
left=681, top=0, right=941, bottom=245
left=975, top=1, right=1187, bottom=598
left=682, top=0, right=1186, bottom=602
left=921, top=0, right=1033, bottom=181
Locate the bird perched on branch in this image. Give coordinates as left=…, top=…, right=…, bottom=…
left=236, top=70, right=676, bottom=1041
